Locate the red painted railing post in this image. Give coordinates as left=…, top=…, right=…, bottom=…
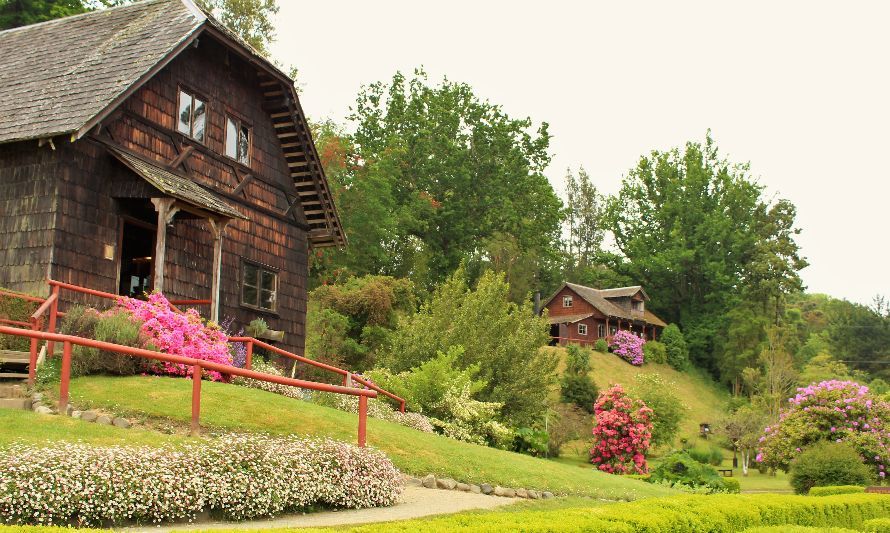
left=58, top=341, right=72, bottom=415
left=358, top=394, right=367, bottom=447
left=191, top=363, right=202, bottom=436
left=399, top=399, right=406, bottom=413
left=245, top=341, right=253, bottom=370
left=28, top=330, right=38, bottom=387
left=46, top=284, right=60, bottom=356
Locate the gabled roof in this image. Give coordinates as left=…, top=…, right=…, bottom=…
left=0, top=0, right=344, bottom=247
left=0, top=0, right=202, bottom=144
left=543, top=281, right=668, bottom=327
left=545, top=312, right=594, bottom=325
left=597, top=286, right=649, bottom=300
left=108, top=146, right=246, bottom=220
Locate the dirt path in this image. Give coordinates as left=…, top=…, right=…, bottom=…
left=127, top=486, right=520, bottom=531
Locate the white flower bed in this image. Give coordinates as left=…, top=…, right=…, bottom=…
left=0, top=434, right=401, bottom=527
left=233, top=360, right=307, bottom=400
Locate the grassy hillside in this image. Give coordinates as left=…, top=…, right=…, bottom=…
left=546, top=346, right=731, bottom=441
left=17, top=375, right=673, bottom=500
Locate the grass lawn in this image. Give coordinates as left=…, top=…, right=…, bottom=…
left=0, top=408, right=184, bottom=447
left=33, top=375, right=674, bottom=500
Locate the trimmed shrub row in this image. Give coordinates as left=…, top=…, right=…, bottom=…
left=0, top=435, right=401, bottom=526
left=809, top=485, right=867, bottom=497
left=334, top=493, right=890, bottom=532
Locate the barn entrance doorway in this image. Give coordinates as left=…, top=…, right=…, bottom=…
left=118, top=220, right=156, bottom=298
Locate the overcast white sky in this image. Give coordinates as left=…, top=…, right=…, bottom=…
left=271, top=1, right=889, bottom=306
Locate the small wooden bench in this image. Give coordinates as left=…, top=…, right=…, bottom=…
left=718, top=469, right=733, bottom=477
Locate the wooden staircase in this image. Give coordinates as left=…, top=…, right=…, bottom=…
left=0, top=350, right=31, bottom=410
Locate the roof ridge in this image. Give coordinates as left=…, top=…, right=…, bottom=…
left=0, top=0, right=169, bottom=36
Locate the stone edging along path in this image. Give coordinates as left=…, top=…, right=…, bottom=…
left=405, top=474, right=554, bottom=500
left=29, top=393, right=555, bottom=502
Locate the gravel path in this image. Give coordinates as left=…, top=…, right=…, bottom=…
left=127, top=486, right=520, bottom=531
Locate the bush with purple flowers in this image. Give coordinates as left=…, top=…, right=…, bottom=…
left=756, top=380, right=889, bottom=482
left=609, top=330, right=646, bottom=366
left=0, top=434, right=401, bottom=526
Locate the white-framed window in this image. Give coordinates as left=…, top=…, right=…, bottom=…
left=177, top=89, right=206, bottom=142
left=598, top=323, right=605, bottom=338
left=578, top=323, right=588, bottom=335
left=225, top=115, right=251, bottom=166
left=563, top=296, right=573, bottom=308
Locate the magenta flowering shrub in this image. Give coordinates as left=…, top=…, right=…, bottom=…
left=590, top=384, right=653, bottom=474
left=757, top=380, right=889, bottom=481
left=120, top=292, right=232, bottom=381
left=0, top=434, right=401, bottom=526
left=610, top=330, right=646, bottom=365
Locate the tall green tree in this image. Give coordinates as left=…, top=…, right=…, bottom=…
left=605, top=133, right=806, bottom=374
left=564, top=166, right=606, bottom=267
left=197, top=0, right=278, bottom=56
left=0, top=0, right=90, bottom=29
left=318, top=69, right=563, bottom=293
left=382, top=266, right=557, bottom=426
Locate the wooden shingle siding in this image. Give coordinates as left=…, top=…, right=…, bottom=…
left=0, top=141, right=59, bottom=296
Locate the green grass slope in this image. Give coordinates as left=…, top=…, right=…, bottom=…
left=546, top=346, right=731, bottom=440
left=17, top=375, right=673, bottom=500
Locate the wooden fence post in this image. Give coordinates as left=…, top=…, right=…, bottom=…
left=46, top=284, right=60, bottom=356
left=358, top=394, right=367, bottom=447
left=58, top=341, right=72, bottom=414
left=191, top=363, right=202, bottom=436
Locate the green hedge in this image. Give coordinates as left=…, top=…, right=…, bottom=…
left=741, top=527, right=859, bottom=533
left=323, top=493, right=890, bottom=532
left=809, top=485, right=866, bottom=497
left=863, top=517, right=890, bottom=533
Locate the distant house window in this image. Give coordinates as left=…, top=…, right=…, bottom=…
left=578, top=323, right=587, bottom=335
left=177, top=89, right=206, bottom=142
left=563, top=296, right=573, bottom=308
left=226, top=116, right=251, bottom=166
left=632, top=300, right=644, bottom=312
left=598, top=323, right=605, bottom=338
left=242, top=262, right=277, bottom=311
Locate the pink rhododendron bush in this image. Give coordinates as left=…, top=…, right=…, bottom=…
left=590, top=384, right=653, bottom=474
left=0, top=434, right=401, bottom=526
left=757, top=380, right=889, bottom=481
left=119, top=292, right=233, bottom=381
left=609, top=330, right=645, bottom=365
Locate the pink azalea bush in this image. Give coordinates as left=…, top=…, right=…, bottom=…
left=590, top=384, right=653, bottom=474
left=0, top=434, right=401, bottom=526
left=120, top=292, right=233, bottom=381
left=610, top=330, right=646, bottom=365
left=757, top=380, right=889, bottom=481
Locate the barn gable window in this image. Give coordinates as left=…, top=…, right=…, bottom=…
left=578, top=323, right=588, bottom=335
left=563, top=296, right=573, bottom=308
left=226, top=116, right=251, bottom=166
left=598, top=323, right=605, bottom=337
left=177, top=89, right=206, bottom=142
left=242, top=262, right=277, bottom=311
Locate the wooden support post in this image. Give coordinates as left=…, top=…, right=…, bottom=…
left=58, top=341, right=72, bottom=415
left=207, top=218, right=230, bottom=324
left=191, top=363, right=202, bottom=436
left=358, top=394, right=367, bottom=447
left=245, top=340, right=253, bottom=370
left=151, top=198, right=179, bottom=294
left=28, top=335, right=37, bottom=385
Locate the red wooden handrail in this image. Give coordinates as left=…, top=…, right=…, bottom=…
left=0, top=287, right=46, bottom=304
left=228, top=336, right=407, bottom=413
left=0, top=325, right=375, bottom=446
left=3, top=278, right=407, bottom=415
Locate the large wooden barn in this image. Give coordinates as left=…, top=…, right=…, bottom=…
left=0, top=0, right=343, bottom=354
left=542, top=282, right=667, bottom=347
